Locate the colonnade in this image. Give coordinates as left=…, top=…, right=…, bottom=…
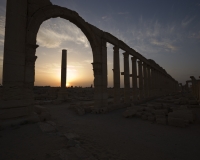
left=1, top=1, right=180, bottom=120
left=189, top=76, right=200, bottom=101
left=110, top=45, right=179, bottom=105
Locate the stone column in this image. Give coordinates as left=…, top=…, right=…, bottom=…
left=152, top=69, right=157, bottom=97
left=92, top=39, right=108, bottom=108
left=138, top=60, right=143, bottom=99
left=0, top=0, right=32, bottom=120
left=147, top=65, right=151, bottom=97
left=143, top=63, right=148, bottom=98
left=113, top=46, right=120, bottom=105
left=131, top=57, right=138, bottom=101
left=157, top=72, right=161, bottom=96
left=123, top=52, right=130, bottom=104
left=61, top=49, right=67, bottom=88
left=57, top=49, right=67, bottom=101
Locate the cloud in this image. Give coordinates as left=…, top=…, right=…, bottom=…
left=0, top=16, right=5, bottom=47
left=0, top=16, right=5, bottom=37
left=188, top=31, right=200, bottom=39
left=118, top=12, right=129, bottom=15
left=128, top=19, right=179, bottom=55
left=181, top=16, right=195, bottom=27
left=102, top=16, right=107, bottom=20
left=150, top=39, right=177, bottom=51
left=37, top=18, right=90, bottom=49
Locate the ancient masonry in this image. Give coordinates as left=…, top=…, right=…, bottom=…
left=0, top=0, right=179, bottom=120
left=61, top=49, right=67, bottom=89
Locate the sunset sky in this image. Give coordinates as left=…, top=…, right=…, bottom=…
left=0, top=0, right=200, bottom=87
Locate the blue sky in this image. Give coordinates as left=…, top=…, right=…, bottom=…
left=0, top=0, right=200, bottom=87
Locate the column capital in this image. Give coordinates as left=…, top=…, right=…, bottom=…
left=143, top=62, right=147, bottom=67
left=131, top=56, right=137, bottom=61
left=123, top=52, right=129, bottom=57
left=113, top=46, right=119, bottom=51
left=137, top=60, right=142, bottom=65
left=101, top=39, right=107, bottom=47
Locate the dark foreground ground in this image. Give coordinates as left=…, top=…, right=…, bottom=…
left=0, top=102, right=200, bottom=160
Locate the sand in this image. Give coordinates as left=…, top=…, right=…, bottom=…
left=0, top=102, right=200, bottom=160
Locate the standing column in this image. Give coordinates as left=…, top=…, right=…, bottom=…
left=147, top=65, right=151, bottom=97
left=123, top=52, right=130, bottom=104
left=131, top=57, right=138, bottom=101
left=113, top=46, right=120, bottom=105
left=138, top=60, right=143, bottom=99
left=151, top=69, right=156, bottom=97
left=92, top=39, right=108, bottom=108
left=61, top=49, right=67, bottom=88
left=143, top=63, right=148, bottom=98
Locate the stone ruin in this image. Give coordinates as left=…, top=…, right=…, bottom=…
left=1, top=0, right=196, bottom=126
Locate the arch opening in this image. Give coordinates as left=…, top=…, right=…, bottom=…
left=35, top=17, right=93, bottom=88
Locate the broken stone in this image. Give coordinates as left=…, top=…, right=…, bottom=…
left=38, top=122, right=57, bottom=133
left=39, top=111, right=51, bottom=121
left=74, top=106, right=85, bottom=115
left=168, top=110, right=195, bottom=123
left=122, top=109, right=137, bottom=118
left=64, top=133, right=80, bottom=140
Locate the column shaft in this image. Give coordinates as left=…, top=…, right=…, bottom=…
left=61, top=49, right=67, bottom=88
left=147, top=66, right=151, bottom=97
left=138, top=60, right=143, bottom=99
left=113, top=46, right=120, bottom=104
left=131, top=57, right=137, bottom=100
left=123, top=52, right=130, bottom=103
left=143, top=63, right=148, bottom=98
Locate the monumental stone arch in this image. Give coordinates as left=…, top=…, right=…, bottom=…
left=1, top=0, right=179, bottom=121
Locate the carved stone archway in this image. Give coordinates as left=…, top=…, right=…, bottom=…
left=1, top=1, right=107, bottom=120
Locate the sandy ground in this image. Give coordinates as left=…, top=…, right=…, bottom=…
left=1, top=102, right=200, bottom=160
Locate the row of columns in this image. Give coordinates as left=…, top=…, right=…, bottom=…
left=111, top=46, right=179, bottom=105
left=59, top=44, right=179, bottom=108
left=188, top=76, right=200, bottom=101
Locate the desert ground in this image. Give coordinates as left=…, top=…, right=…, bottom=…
left=0, top=92, right=200, bottom=160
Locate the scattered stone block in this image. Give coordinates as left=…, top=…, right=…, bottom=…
left=34, top=105, right=49, bottom=114
left=122, top=109, right=137, bottom=118
left=154, top=109, right=168, bottom=116
left=168, top=110, right=195, bottom=123
left=39, top=111, right=51, bottom=121
left=64, top=133, right=80, bottom=140
left=38, top=122, right=57, bottom=133
left=74, top=106, right=85, bottom=116
left=135, top=112, right=142, bottom=117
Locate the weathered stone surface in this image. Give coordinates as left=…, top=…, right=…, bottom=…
left=122, top=109, right=137, bottom=118
left=74, top=106, right=85, bottom=115
left=64, top=133, right=80, bottom=140
left=0, top=106, right=32, bottom=120
left=34, top=105, right=49, bottom=114
left=154, top=109, right=168, bottom=115
left=38, top=122, right=57, bottom=132
left=168, top=110, right=194, bottom=123
left=39, top=112, right=52, bottom=121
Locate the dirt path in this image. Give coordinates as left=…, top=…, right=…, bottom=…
left=0, top=102, right=200, bottom=160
